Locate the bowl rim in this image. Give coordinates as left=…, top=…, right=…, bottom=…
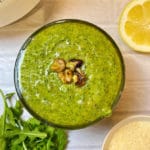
left=102, top=115, right=150, bottom=149
left=14, top=19, right=125, bottom=129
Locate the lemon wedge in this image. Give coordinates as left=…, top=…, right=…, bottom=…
left=119, top=0, right=150, bottom=52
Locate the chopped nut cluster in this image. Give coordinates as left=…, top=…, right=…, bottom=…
left=51, top=58, right=86, bottom=87
left=66, top=59, right=83, bottom=71
left=50, top=58, right=66, bottom=72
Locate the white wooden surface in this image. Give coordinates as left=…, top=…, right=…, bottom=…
left=0, top=0, right=150, bottom=149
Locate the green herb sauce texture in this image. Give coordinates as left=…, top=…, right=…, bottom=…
left=19, top=21, right=124, bottom=128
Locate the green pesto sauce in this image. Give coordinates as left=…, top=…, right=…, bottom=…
left=19, top=21, right=124, bottom=128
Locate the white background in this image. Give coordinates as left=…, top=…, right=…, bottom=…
left=0, top=0, right=150, bottom=149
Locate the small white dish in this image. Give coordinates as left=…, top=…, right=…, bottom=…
left=102, top=115, right=150, bottom=150
left=0, top=0, right=40, bottom=28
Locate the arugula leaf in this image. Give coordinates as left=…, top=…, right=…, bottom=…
left=11, top=100, right=23, bottom=118
left=5, top=92, right=15, bottom=100
left=0, top=89, right=7, bottom=136
left=0, top=89, right=68, bottom=150
left=55, top=129, right=68, bottom=150
left=0, top=138, right=6, bottom=150
left=0, top=89, right=8, bottom=150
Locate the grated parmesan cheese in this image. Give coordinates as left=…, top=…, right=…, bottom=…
left=107, top=121, right=150, bottom=150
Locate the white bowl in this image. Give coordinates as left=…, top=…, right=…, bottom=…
left=102, top=115, right=150, bottom=150
left=0, top=0, right=40, bottom=27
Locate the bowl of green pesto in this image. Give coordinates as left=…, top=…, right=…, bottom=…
left=14, top=19, right=125, bottom=129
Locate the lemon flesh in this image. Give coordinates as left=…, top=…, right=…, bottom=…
left=119, top=0, right=150, bottom=52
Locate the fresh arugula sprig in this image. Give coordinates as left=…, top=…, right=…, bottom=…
left=0, top=89, right=67, bottom=150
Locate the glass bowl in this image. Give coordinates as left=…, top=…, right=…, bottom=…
left=14, top=19, right=125, bottom=129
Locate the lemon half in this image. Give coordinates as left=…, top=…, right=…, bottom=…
left=119, top=0, right=150, bottom=52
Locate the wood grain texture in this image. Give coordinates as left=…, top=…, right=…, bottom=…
left=0, top=0, right=150, bottom=149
